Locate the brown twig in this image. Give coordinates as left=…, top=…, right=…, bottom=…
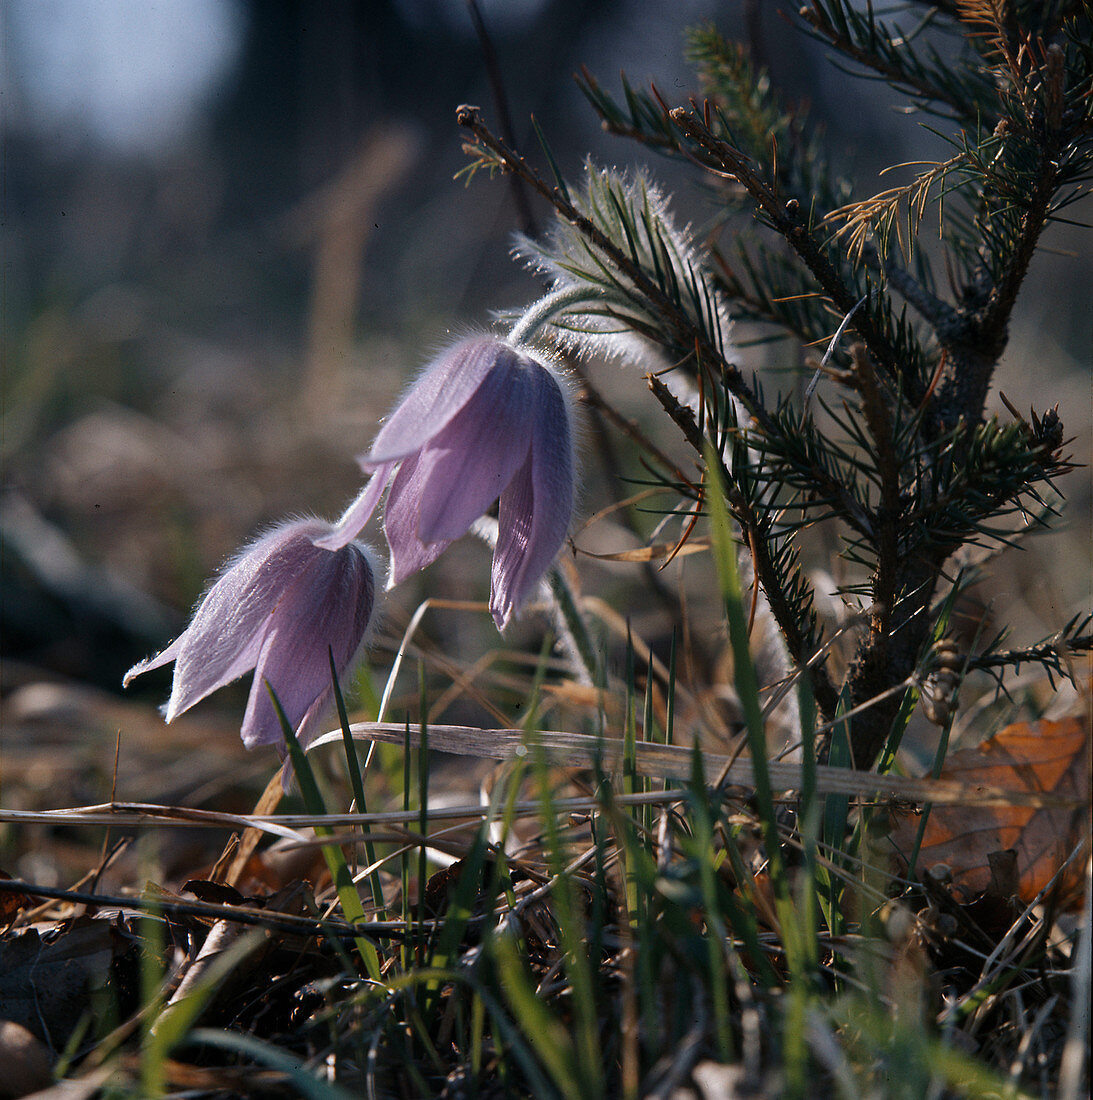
left=0, top=880, right=413, bottom=940
left=466, top=0, right=537, bottom=236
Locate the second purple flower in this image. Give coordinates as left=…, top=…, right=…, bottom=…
left=124, top=518, right=378, bottom=759
left=319, top=336, right=575, bottom=630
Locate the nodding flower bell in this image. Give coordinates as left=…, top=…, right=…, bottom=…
left=124, top=519, right=377, bottom=757
left=318, top=336, right=575, bottom=630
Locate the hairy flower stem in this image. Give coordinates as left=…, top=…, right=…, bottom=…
left=458, top=106, right=764, bottom=415
left=545, top=563, right=599, bottom=688
left=508, top=286, right=621, bottom=347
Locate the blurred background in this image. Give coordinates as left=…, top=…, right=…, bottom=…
left=3, top=1, right=1090, bottom=881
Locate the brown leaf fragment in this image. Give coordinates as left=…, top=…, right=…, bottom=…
left=0, top=870, right=33, bottom=922
left=181, top=879, right=249, bottom=907
left=984, top=848, right=1020, bottom=900
left=228, top=839, right=329, bottom=896
left=891, top=717, right=1091, bottom=907
left=207, top=833, right=240, bottom=884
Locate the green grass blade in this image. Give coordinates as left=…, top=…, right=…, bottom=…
left=418, top=663, right=430, bottom=959
left=529, top=728, right=605, bottom=1096
left=820, top=694, right=854, bottom=940
left=266, top=683, right=382, bottom=981
left=703, top=446, right=783, bottom=877
left=185, top=1028, right=359, bottom=1100
left=490, top=932, right=579, bottom=1100
left=703, top=447, right=815, bottom=976
left=146, top=931, right=266, bottom=1068
left=687, top=741, right=735, bottom=1059
left=797, top=675, right=821, bottom=976
left=328, top=648, right=385, bottom=915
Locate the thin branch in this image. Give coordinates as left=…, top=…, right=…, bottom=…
left=880, top=253, right=959, bottom=329
left=969, top=633, right=1093, bottom=674
left=0, top=879, right=411, bottom=940
left=466, top=0, right=537, bottom=236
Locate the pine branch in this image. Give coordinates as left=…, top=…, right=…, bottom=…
left=714, top=241, right=863, bottom=361
left=878, top=257, right=959, bottom=330
left=968, top=615, right=1093, bottom=682
left=684, top=26, right=851, bottom=215
left=744, top=399, right=876, bottom=537
left=461, top=109, right=884, bottom=544
left=798, top=1, right=1001, bottom=121
left=578, top=67, right=680, bottom=154
left=580, top=33, right=854, bottom=222
left=516, top=163, right=735, bottom=367
left=666, top=104, right=934, bottom=404
left=466, top=4, right=1090, bottom=772
left=579, top=47, right=940, bottom=394
left=927, top=27, right=1093, bottom=431
left=909, top=413, right=1071, bottom=553
left=824, top=154, right=965, bottom=263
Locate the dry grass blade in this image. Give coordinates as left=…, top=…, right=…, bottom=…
left=0, top=802, right=306, bottom=840
left=575, top=536, right=711, bottom=563
left=0, top=789, right=742, bottom=837
left=308, top=722, right=1083, bottom=809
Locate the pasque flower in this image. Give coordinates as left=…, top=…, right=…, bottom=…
left=318, top=336, right=575, bottom=630
left=125, top=519, right=377, bottom=754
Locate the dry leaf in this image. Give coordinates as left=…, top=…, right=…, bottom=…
left=891, top=717, right=1091, bottom=907
left=0, top=870, right=33, bottom=922
left=0, top=918, right=116, bottom=1049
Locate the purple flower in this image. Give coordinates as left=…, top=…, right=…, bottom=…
left=124, top=518, right=377, bottom=754
left=318, top=336, right=575, bottom=630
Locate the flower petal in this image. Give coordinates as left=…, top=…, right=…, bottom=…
left=123, top=636, right=183, bottom=687
left=412, top=358, right=536, bottom=543
left=313, top=464, right=395, bottom=550
left=490, top=366, right=574, bottom=629
left=157, top=521, right=333, bottom=720
left=240, top=540, right=376, bottom=749
left=383, top=452, right=454, bottom=586
left=361, top=338, right=522, bottom=466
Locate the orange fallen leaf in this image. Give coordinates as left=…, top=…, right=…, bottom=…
left=891, top=717, right=1091, bottom=908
